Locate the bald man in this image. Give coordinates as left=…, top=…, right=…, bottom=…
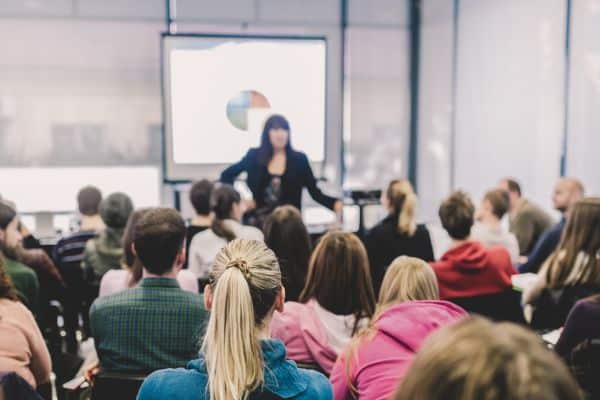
left=518, top=177, right=584, bottom=273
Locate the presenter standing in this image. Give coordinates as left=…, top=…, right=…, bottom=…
left=221, top=114, right=342, bottom=227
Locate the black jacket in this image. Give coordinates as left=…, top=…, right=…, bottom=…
left=363, top=216, right=435, bottom=296
left=220, top=148, right=337, bottom=211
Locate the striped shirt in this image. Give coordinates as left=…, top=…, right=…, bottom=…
left=90, top=277, right=207, bottom=374
left=53, top=230, right=97, bottom=269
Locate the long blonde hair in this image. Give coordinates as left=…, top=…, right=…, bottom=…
left=386, top=179, right=417, bottom=236
left=202, top=239, right=282, bottom=400
left=344, top=256, right=439, bottom=396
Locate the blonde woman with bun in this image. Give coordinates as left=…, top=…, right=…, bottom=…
left=330, top=256, right=466, bottom=400
left=364, top=179, right=434, bottom=296
left=138, top=239, right=332, bottom=400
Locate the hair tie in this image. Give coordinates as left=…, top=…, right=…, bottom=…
left=226, top=259, right=251, bottom=279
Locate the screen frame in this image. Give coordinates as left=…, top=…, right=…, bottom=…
left=161, top=32, right=329, bottom=183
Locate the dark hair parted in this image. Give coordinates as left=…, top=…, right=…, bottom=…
left=439, top=191, right=475, bottom=240
left=504, top=178, right=522, bottom=197
left=77, top=186, right=102, bottom=216
left=263, top=205, right=312, bottom=302
left=484, top=189, right=510, bottom=219
left=257, top=114, right=292, bottom=165
left=210, top=184, right=241, bottom=242
left=190, top=179, right=214, bottom=216
left=0, top=201, right=17, bottom=230
left=133, top=208, right=186, bottom=275
left=299, top=231, right=376, bottom=334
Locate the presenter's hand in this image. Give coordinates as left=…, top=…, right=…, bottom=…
left=242, top=199, right=256, bottom=213
left=333, top=200, right=344, bottom=215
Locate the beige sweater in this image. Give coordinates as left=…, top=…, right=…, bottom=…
left=0, top=299, right=52, bottom=387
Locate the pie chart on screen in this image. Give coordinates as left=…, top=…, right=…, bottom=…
left=226, top=90, right=272, bottom=131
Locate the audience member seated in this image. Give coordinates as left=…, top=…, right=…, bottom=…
left=99, top=208, right=198, bottom=296
left=188, top=184, right=263, bottom=281
left=393, top=317, right=581, bottom=400
left=555, top=294, right=600, bottom=360
left=263, top=205, right=312, bottom=302
left=271, top=231, right=376, bottom=374
left=472, top=189, right=519, bottom=263
left=498, top=178, right=553, bottom=256
left=137, top=239, right=333, bottom=400
left=184, top=179, right=213, bottom=269
left=0, top=202, right=39, bottom=312
left=90, top=208, right=207, bottom=374
left=53, top=185, right=104, bottom=348
left=524, top=197, right=600, bottom=329
left=363, top=179, right=434, bottom=296
left=431, top=192, right=516, bottom=301
left=0, top=259, right=51, bottom=390
left=519, top=177, right=584, bottom=273
left=82, top=192, right=133, bottom=287
left=330, top=256, right=466, bottom=400
left=0, top=371, right=45, bottom=400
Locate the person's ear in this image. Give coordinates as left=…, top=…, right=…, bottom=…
left=204, top=285, right=213, bottom=311
left=131, top=243, right=137, bottom=257
left=0, top=230, right=4, bottom=243
left=174, top=246, right=185, bottom=270
left=275, top=286, right=285, bottom=313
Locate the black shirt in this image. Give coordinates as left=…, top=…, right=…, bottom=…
left=220, top=148, right=337, bottom=211
left=363, top=216, right=435, bottom=296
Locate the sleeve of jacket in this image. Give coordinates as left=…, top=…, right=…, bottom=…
left=518, top=226, right=560, bottom=273
left=220, top=150, right=251, bottom=184
left=300, top=153, right=337, bottom=210
left=330, top=354, right=353, bottom=400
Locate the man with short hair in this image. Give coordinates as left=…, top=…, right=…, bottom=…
left=498, top=178, right=553, bottom=256
left=473, top=189, right=520, bottom=263
left=519, top=178, right=585, bottom=273
left=431, top=191, right=516, bottom=300
left=185, top=180, right=214, bottom=269
left=90, top=208, right=207, bottom=373
left=53, top=185, right=104, bottom=350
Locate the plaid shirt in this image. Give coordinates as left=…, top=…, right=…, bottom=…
left=90, top=277, right=207, bottom=374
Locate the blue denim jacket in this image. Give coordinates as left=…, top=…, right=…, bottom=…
left=136, top=339, right=332, bottom=400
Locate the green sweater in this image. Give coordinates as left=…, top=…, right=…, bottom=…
left=4, top=257, right=39, bottom=314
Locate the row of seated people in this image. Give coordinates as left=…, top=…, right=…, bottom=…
left=0, top=174, right=598, bottom=398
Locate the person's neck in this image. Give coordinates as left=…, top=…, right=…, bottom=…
left=273, top=148, right=286, bottom=157
left=510, top=198, right=525, bottom=216
left=256, top=316, right=272, bottom=341
left=451, top=236, right=472, bottom=248
left=481, top=216, right=501, bottom=230
left=142, top=268, right=178, bottom=280
left=80, top=215, right=104, bottom=231
left=191, top=214, right=211, bottom=227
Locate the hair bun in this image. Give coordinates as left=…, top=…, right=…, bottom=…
left=226, top=258, right=251, bottom=279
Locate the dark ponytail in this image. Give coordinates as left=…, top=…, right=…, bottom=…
left=211, top=185, right=241, bottom=242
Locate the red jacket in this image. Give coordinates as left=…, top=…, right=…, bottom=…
left=431, top=241, right=516, bottom=300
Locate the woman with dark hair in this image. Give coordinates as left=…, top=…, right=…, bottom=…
left=98, top=209, right=198, bottom=296
left=263, top=205, right=312, bottom=302
left=0, top=256, right=52, bottom=390
left=188, top=185, right=263, bottom=282
left=271, top=231, right=376, bottom=374
left=221, top=114, right=342, bottom=227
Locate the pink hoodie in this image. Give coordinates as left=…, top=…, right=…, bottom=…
left=330, top=300, right=467, bottom=400
left=271, top=300, right=360, bottom=374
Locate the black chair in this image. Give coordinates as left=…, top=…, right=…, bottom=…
left=449, top=289, right=526, bottom=324
left=569, top=338, right=600, bottom=399
left=296, top=361, right=328, bottom=377
left=531, top=285, right=600, bottom=331
left=63, top=372, right=147, bottom=400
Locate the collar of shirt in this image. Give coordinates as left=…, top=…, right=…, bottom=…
left=138, top=277, right=181, bottom=289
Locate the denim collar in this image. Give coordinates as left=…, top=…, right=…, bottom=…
left=188, top=339, right=308, bottom=398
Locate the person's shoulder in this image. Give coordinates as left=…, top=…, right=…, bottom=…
left=138, top=367, right=207, bottom=400
left=91, top=286, right=137, bottom=313
left=296, top=369, right=333, bottom=400
left=240, top=225, right=264, bottom=241
left=414, top=223, right=431, bottom=237
left=365, top=216, right=394, bottom=237
left=289, top=150, right=309, bottom=163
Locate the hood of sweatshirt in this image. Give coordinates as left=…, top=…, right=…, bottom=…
left=440, top=241, right=491, bottom=272
left=375, top=300, right=467, bottom=352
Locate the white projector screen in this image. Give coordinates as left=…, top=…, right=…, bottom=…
left=162, top=34, right=327, bottom=182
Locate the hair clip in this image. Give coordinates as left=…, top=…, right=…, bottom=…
left=226, top=258, right=251, bottom=279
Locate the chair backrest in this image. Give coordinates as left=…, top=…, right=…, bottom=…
left=531, top=285, right=600, bottom=330
left=91, top=372, right=147, bottom=400
left=570, top=338, right=600, bottom=398
left=449, top=289, right=526, bottom=324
